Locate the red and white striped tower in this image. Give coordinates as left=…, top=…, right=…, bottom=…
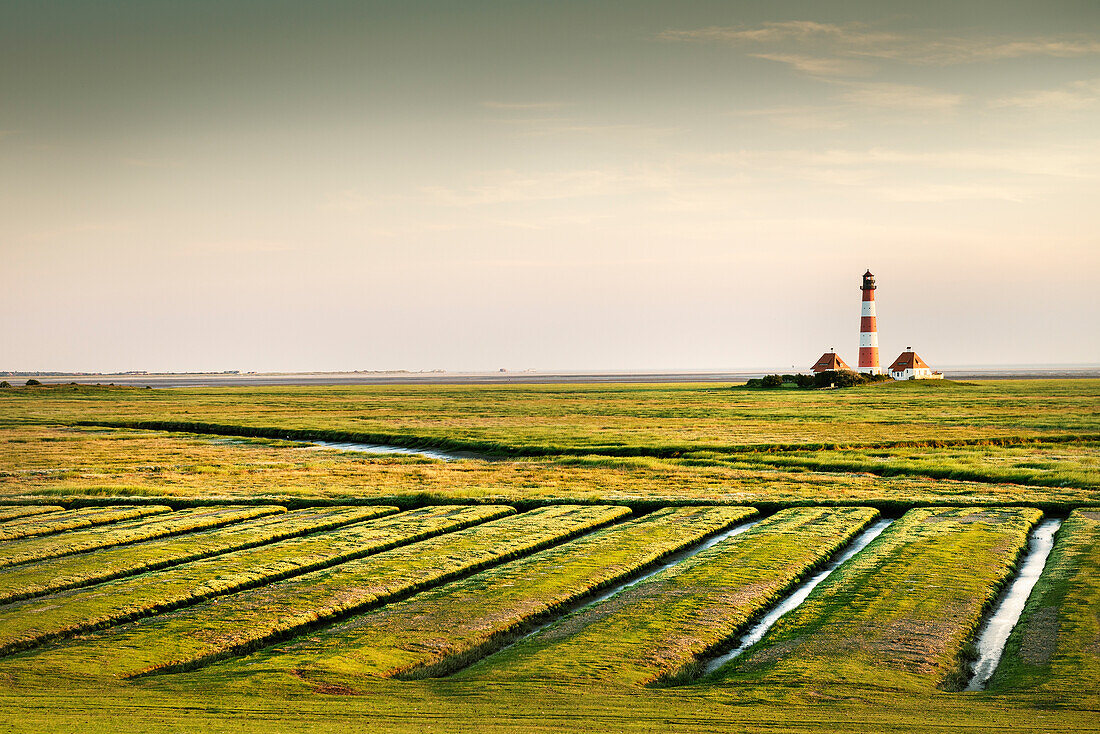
left=858, top=270, right=882, bottom=374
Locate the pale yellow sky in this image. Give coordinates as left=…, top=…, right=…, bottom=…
left=2, top=2, right=1098, bottom=371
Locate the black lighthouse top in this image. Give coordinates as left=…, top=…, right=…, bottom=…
left=861, top=270, right=876, bottom=290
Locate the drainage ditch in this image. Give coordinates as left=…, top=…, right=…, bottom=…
left=445, top=517, right=764, bottom=673
left=303, top=440, right=472, bottom=462
left=701, top=517, right=895, bottom=676
left=965, top=517, right=1062, bottom=691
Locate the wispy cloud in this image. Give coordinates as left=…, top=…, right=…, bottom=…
left=660, top=21, right=1100, bottom=77
left=727, top=105, right=853, bottom=130
left=940, top=38, right=1100, bottom=64
left=320, top=189, right=380, bottom=212
left=420, top=167, right=674, bottom=206
left=122, top=157, right=181, bottom=169
left=659, top=21, right=894, bottom=47
left=388, top=143, right=1095, bottom=219
left=993, top=78, right=1100, bottom=111
left=806, top=148, right=1095, bottom=178
left=838, top=82, right=964, bottom=111
left=186, top=239, right=296, bottom=254
left=482, top=101, right=675, bottom=139
left=726, top=82, right=964, bottom=128
left=750, top=53, right=873, bottom=77
left=26, top=221, right=133, bottom=243
left=879, top=183, right=1029, bottom=203
left=482, top=101, right=568, bottom=110
left=484, top=113, right=677, bottom=139
left=697, top=146, right=1098, bottom=180
left=677, top=144, right=1097, bottom=205
left=497, top=119, right=678, bottom=138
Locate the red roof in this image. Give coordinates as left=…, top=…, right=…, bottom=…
left=889, top=351, right=930, bottom=372
left=811, top=352, right=851, bottom=373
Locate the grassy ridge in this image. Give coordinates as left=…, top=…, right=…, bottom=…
left=457, top=507, right=878, bottom=686
left=0, top=505, right=630, bottom=681
left=6, top=425, right=1097, bottom=511
left=2, top=380, right=1097, bottom=457
left=0, top=506, right=64, bottom=522
left=197, top=506, right=759, bottom=687
left=716, top=506, right=1042, bottom=691
left=989, top=509, right=1100, bottom=698
left=2, top=681, right=1100, bottom=734
left=72, top=419, right=1100, bottom=459
left=0, top=506, right=393, bottom=604
left=0, top=506, right=285, bottom=568
left=0, top=505, right=171, bottom=541
left=728, top=442, right=1099, bottom=490
left=0, top=505, right=508, bottom=654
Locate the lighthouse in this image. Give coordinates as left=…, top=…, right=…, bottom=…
left=858, top=270, right=882, bottom=374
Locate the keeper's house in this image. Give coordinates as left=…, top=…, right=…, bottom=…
left=811, top=351, right=852, bottom=374
left=888, top=349, right=943, bottom=380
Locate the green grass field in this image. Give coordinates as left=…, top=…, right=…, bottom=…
left=0, top=506, right=390, bottom=603
left=732, top=441, right=1100, bottom=490
left=0, top=505, right=506, bottom=655
left=458, top=506, right=878, bottom=686
left=2, top=422, right=1096, bottom=510
left=2, top=379, right=1097, bottom=456
left=0, top=505, right=627, bottom=681
left=0, top=505, right=283, bottom=568
left=0, top=380, right=1097, bottom=732
left=200, top=505, right=758, bottom=685
left=714, top=506, right=1042, bottom=692
left=0, top=505, right=170, bottom=541
left=0, top=506, right=63, bottom=522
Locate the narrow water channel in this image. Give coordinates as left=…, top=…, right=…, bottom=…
left=965, top=518, right=1062, bottom=691
left=541, top=517, right=764, bottom=625
left=460, top=517, right=763, bottom=665
left=701, top=517, right=894, bottom=676
left=303, top=440, right=472, bottom=462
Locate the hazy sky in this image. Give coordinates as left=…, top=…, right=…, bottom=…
left=3, top=1, right=1098, bottom=372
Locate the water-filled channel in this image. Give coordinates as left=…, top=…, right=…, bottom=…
left=701, top=517, right=894, bottom=675
left=965, top=518, right=1062, bottom=691
left=464, top=518, right=763, bottom=665
left=303, top=440, right=474, bottom=462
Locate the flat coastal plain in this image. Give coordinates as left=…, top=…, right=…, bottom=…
left=0, top=379, right=1097, bottom=732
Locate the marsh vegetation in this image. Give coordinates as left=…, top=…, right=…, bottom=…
left=0, top=380, right=1097, bottom=731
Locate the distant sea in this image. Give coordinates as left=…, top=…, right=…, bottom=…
left=6, top=365, right=1099, bottom=388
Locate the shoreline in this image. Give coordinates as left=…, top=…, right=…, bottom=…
left=4, top=369, right=1099, bottom=388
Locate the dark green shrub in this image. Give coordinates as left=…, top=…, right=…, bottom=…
left=813, top=370, right=894, bottom=388
left=0, top=381, right=10, bottom=388
left=25, top=379, right=42, bottom=387
left=814, top=370, right=861, bottom=388
left=794, top=373, right=815, bottom=388
left=761, top=374, right=784, bottom=388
